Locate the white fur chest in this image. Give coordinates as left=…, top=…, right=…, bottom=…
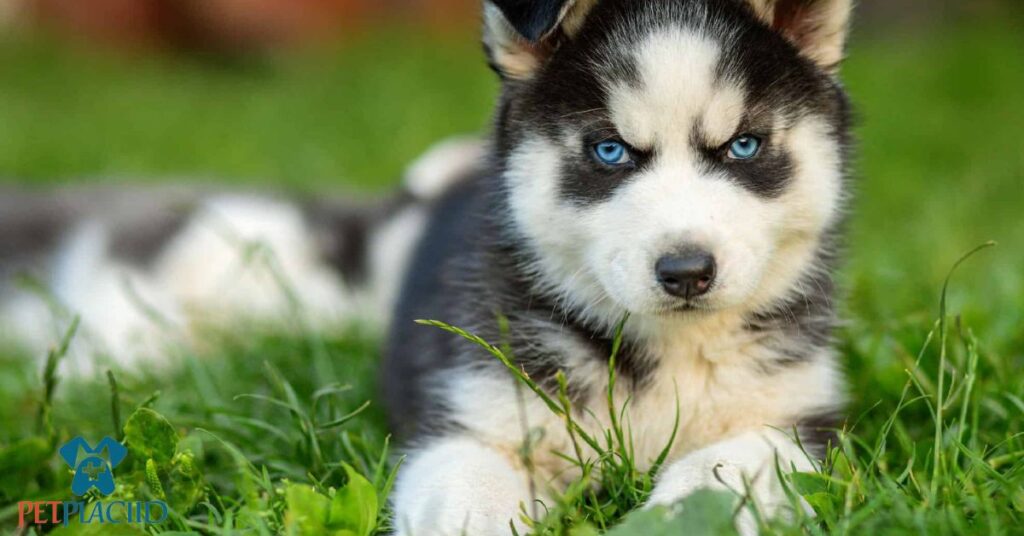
left=445, top=312, right=841, bottom=483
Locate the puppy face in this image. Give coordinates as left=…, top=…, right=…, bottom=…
left=492, top=0, right=851, bottom=325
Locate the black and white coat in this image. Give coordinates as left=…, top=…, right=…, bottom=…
left=0, top=1, right=855, bottom=534
left=383, top=0, right=854, bottom=534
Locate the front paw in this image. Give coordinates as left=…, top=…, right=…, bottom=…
left=392, top=438, right=534, bottom=536
left=647, top=456, right=766, bottom=536
left=648, top=453, right=751, bottom=507
left=646, top=432, right=815, bottom=536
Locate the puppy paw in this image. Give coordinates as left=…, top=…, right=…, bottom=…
left=646, top=431, right=816, bottom=536
left=648, top=453, right=763, bottom=536
left=392, top=438, right=534, bottom=536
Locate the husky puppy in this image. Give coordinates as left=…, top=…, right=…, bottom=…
left=383, top=0, right=853, bottom=534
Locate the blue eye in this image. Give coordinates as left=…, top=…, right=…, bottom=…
left=593, top=140, right=631, bottom=166
left=727, top=135, right=761, bottom=160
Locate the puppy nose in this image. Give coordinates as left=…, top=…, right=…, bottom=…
left=655, top=250, right=716, bottom=299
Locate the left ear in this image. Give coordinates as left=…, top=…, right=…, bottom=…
left=745, top=0, right=853, bottom=73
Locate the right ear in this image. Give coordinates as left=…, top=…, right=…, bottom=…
left=742, top=0, right=853, bottom=73
left=483, top=0, right=598, bottom=81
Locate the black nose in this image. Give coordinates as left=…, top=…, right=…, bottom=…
left=655, top=250, right=716, bottom=299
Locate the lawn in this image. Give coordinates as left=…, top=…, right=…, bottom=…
left=1, top=18, right=1023, bottom=535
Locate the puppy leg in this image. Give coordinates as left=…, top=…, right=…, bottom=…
left=647, top=430, right=815, bottom=536
left=392, top=436, right=535, bottom=536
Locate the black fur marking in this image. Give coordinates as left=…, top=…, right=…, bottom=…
left=715, top=141, right=795, bottom=199
left=558, top=127, right=654, bottom=204
left=0, top=190, right=69, bottom=282
left=491, top=0, right=571, bottom=43
left=692, top=115, right=796, bottom=199
left=382, top=176, right=487, bottom=439
left=0, top=186, right=203, bottom=279
left=305, top=191, right=415, bottom=286
left=110, top=209, right=192, bottom=266
left=797, top=409, right=844, bottom=459
left=745, top=240, right=839, bottom=373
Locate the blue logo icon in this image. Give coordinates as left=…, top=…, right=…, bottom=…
left=58, top=437, right=128, bottom=496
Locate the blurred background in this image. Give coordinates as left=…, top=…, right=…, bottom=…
left=0, top=4, right=1020, bottom=529
left=0, top=0, right=1021, bottom=334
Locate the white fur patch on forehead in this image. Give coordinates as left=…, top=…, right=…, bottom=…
left=607, top=28, right=746, bottom=150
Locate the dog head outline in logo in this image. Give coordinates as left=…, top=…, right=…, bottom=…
left=58, top=436, right=128, bottom=496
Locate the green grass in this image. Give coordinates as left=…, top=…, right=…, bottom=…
left=1, top=19, right=1023, bottom=535
left=0, top=28, right=495, bottom=191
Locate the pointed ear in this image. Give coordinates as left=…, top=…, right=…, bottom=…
left=483, top=0, right=598, bottom=80
left=745, top=0, right=853, bottom=72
